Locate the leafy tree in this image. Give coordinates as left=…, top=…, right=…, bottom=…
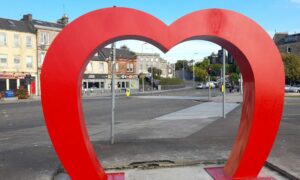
left=229, top=73, right=239, bottom=85
left=282, top=53, right=300, bottom=84
left=195, top=58, right=210, bottom=69
left=194, top=67, right=208, bottom=82
left=148, top=67, right=162, bottom=79
left=175, top=60, right=192, bottom=72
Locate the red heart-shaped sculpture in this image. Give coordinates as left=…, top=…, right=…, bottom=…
left=41, top=7, right=284, bottom=180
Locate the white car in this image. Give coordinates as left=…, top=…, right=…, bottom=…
left=289, top=85, right=300, bottom=93
left=196, top=83, right=206, bottom=89
left=206, top=82, right=216, bottom=88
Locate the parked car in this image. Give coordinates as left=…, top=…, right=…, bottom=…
left=206, top=81, right=216, bottom=88
left=196, top=83, right=206, bottom=89
left=285, top=85, right=292, bottom=92
left=290, top=84, right=300, bottom=93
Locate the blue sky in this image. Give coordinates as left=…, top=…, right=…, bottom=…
left=1, top=0, right=300, bottom=62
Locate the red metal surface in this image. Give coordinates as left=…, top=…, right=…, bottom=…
left=205, top=167, right=276, bottom=180
left=41, top=7, right=284, bottom=180
left=107, top=172, right=125, bottom=180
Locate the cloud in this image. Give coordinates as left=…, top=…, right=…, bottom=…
left=114, top=40, right=220, bottom=63
left=291, top=0, right=300, bottom=4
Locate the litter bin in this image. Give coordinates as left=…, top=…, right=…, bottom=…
left=5, top=90, right=14, bottom=98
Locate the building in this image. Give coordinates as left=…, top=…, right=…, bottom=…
left=208, top=49, right=234, bottom=64
left=21, top=14, right=67, bottom=96
left=0, top=17, right=37, bottom=94
left=106, top=48, right=139, bottom=90
left=136, top=53, right=170, bottom=78
left=82, top=47, right=139, bottom=92
left=82, top=55, right=109, bottom=91
left=273, top=32, right=300, bottom=56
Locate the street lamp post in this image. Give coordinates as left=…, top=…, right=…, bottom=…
left=111, top=42, right=116, bottom=144
left=222, top=48, right=226, bottom=119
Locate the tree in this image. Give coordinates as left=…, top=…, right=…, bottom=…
left=229, top=73, right=239, bottom=85
left=195, top=58, right=210, bottom=69
left=175, top=60, right=192, bottom=72
left=282, top=53, right=300, bottom=84
left=148, top=67, right=162, bottom=79
left=194, top=67, right=208, bottom=82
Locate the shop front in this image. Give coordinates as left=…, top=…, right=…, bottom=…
left=0, top=73, right=36, bottom=95
left=82, top=74, right=109, bottom=91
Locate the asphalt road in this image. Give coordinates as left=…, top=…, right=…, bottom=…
left=0, top=89, right=299, bottom=179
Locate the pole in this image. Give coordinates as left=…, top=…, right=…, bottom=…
left=222, top=48, right=226, bottom=118
left=151, top=63, right=154, bottom=94
left=111, top=42, right=116, bottom=144
left=208, top=75, right=211, bottom=100
left=193, top=60, right=195, bottom=87
left=142, top=77, right=144, bottom=93
left=240, top=73, right=243, bottom=95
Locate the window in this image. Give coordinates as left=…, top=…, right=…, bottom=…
left=127, top=63, right=133, bottom=72
left=39, top=52, right=45, bottom=67
left=87, top=62, right=92, bottom=71
left=26, top=56, right=33, bottom=68
left=14, top=56, right=21, bottom=68
left=99, top=62, right=104, bottom=72
left=0, top=54, right=8, bottom=68
left=14, top=34, right=20, bottom=47
left=40, top=32, right=50, bottom=45
left=287, top=46, right=292, bottom=53
left=26, top=36, right=32, bottom=48
left=115, top=63, right=119, bottom=72
left=0, top=33, right=7, bottom=46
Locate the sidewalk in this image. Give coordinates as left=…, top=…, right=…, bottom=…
left=0, top=87, right=193, bottom=104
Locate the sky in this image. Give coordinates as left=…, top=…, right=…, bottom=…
left=1, top=0, right=299, bottom=63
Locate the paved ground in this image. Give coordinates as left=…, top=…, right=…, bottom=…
left=0, top=88, right=299, bottom=179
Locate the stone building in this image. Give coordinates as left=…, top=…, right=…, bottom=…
left=273, top=32, right=300, bottom=56
left=0, top=17, right=37, bottom=94
left=136, top=53, right=170, bottom=78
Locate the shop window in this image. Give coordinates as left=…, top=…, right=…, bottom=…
left=126, top=81, right=130, bottom=88
left=0, top=79, right=7, bottom=92
left=100, top=82, right=104, bottom=88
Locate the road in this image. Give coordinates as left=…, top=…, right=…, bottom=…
left=0, top=88, right=299, bottom=179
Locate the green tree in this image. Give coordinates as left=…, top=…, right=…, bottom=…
left=194, top=67, right=208, bottom=82
left=148, top=67, right=162, bottom=79
left=282, top=53, right=300, bottom=84
left=175, top=60, right=192, bottom=72
left=229, top=73, right=239, bottom=85
left=195, top=58, right=210, bottom=69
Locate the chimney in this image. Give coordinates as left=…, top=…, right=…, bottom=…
left=22, top=14, right=32, bottom=22
left=57, top=14, right=69, bottom=26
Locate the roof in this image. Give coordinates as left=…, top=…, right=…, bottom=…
left=32, top=19, right=64, bottom=29
left=0, top=18, right=34, bottom=33
left=93, top=47, right=137, bottom=61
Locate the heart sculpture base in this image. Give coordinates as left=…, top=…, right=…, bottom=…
left=107, top=172, right=125, bottom=180
left=205, top=167, right=275, bottom=180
